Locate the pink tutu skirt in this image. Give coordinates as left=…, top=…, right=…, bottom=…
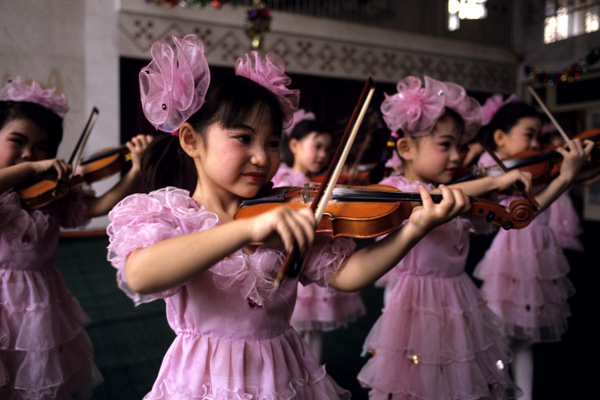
left=358, top=273, right=518, bottom=400
left=549, top=192, right=584, bottom=251
left=474, top=214, right=574, bottom=343
left=291, top=284, right=366, bottom=332
left=0, top=267, right=102, bottom=399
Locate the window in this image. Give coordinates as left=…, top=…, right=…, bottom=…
left=544, top=0, right=600, bottom=43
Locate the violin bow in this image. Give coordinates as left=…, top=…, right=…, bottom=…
left=52, top=107, right=99, bottom=197
left=274, top=77, right=376, bottom=288
left=476, top=136, right=541, bottom=212
left=526, top=84, right=570, bottom=143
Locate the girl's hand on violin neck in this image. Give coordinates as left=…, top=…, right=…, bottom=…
left=495, top=169, right=532, bottom=193
left=244, top=206, right=316, bottom=254
left=408, top=185, right=470, bottom=235
left=556, top=138, right=595, bottom=183
left=33, top=158, right=72, bottom=181
left=127, top=134, right=153, bottom=172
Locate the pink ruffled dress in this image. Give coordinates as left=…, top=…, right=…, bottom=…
left=357, top=175, right=517, bottom=400
left=107, top=186, right=357, bottom=399
left=548, top=191, right=584, bottom=251
left=0, top=189, right=103, bottom=400
left=272, top=165, right=367, bottom=333
left=474, top=152, right=574, bottom=343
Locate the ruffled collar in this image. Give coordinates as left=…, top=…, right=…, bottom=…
left=158, top=187, right=286, bottom=306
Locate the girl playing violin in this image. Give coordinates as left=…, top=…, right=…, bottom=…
left=473, top=101, right=594, bottom=400
left=357, top=76, right=533, bottom=400
left=106, top=35, right=469, bottom=399
left=541, top=124, right=585, bottom=252
left=0, top=76, right=151, bottom=399
left=272, top=112, right=367, bottom=364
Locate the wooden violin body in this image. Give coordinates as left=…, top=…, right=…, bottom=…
left=17, top=145, right=132, bottom=209
left=234, top=184, right=536, bottom=238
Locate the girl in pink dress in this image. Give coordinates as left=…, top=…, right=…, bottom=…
left=473, top=101, right=594, bottom=400
left=357, top=76, right=538, bottom=400
left=0, top=76, right=151, bottom=399
left=272, top=115, right=367, bottom=363
left=542, top=126, right=585, bottom=252
left=106, top=35, right=470, bottom=400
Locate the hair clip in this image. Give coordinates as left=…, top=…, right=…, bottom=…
left=235, top=51, right=300, bottom=130
left=139, top=34, right=210, bottom=135
left=0, top=75, right=69, bottom=117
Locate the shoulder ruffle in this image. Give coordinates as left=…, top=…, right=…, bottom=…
left=272, top=164, right=309, bottom=188
left=107, top=187, right=218, bottom=305
left=299, top=234, right=356, bottom=290
left=0, top=191, right=49, bottom=250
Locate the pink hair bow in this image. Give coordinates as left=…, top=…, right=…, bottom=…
left=283, top=108, right=315, bottom=136
left=481, top=93, right=516, bottom=126
left=235, top=51, right=300, bottom=130
left=381, top=75, right=482, bottom=144
left=139, top=34, right=210, bottom=134
left=0, top=75, right=69, bottom=117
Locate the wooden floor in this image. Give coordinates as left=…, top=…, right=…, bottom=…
left=55, top=219, right=600, bottom=399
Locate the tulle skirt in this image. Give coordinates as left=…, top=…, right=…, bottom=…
left=358, top=273, right=518, bottom=400
left=143, top=327, right=349, bottom=399
left=0, top=267, right=102, bottom=399
left=291, top=283, right=367, bottom=332
left=474, top=225, right=574, bottom=343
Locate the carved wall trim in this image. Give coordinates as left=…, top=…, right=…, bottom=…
left=118, top=1, right=516, bottom=93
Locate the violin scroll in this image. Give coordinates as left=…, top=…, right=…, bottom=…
left=468, top=197, right=534, bottom=230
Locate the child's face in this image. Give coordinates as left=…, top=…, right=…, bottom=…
left=195, top=104, right=281, bottom=200
left=405, top=115, right=461, bottom=184
left=0, top=118, right=50, bottom=169
left=496, top=116, right=542, bottom=158
left=291, top=131, right=332, bottom=175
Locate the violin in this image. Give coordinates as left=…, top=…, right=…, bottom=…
left=459, top=128, right=600, bottom=187
left=234, top=184, right=536, bottom=237
left=17, top=107, right=100, bottom=209
left=311, top=163, right=378, bottom=185
left=18, top=144, right=137, bottom=209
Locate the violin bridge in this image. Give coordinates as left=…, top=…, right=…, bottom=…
left=301, top=183, right=310, bottom=204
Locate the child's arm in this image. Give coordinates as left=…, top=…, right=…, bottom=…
left=328, top=185, right=470, bottom=292
left=533, top=138, right=594, bottom=210
left=125, top=205, right=316, bottom=294
left=0, top=159, right=71, bottom=194
left=85, top=135, right=153, bottom=217
left=449, top=169, right=532, bottom=198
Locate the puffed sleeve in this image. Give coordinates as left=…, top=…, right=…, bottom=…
left=107, top=187, right=217, bottom=305
left=299, top=233, right=356, bottom=290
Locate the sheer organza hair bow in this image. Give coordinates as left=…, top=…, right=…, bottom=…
left=235, top=51, right=300, bottom=130
left=480, top=93, right=516, bottom=126
left=139, top=34, right=210, bottom=134
left=0, top=75, right=69, bottom=117
left=381, top=75, right=482, bottom=144
left=283, top=109, right=315, bottom=137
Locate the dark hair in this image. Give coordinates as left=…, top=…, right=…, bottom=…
left=480, top=102, right=541, bottom=150
left=141, top=75, right=285, bottom=192
left=281, top=119, right=332, bottom=166
left=0, top=100, right=64, bottom=157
